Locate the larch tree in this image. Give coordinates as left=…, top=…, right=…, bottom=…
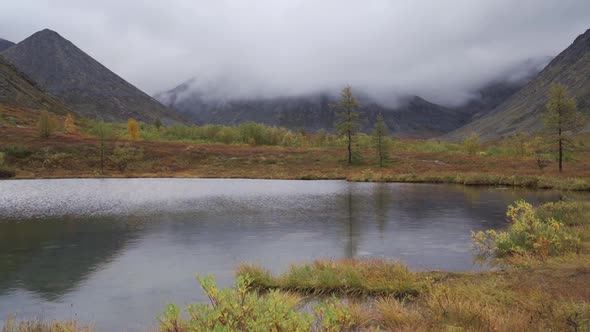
left=371, top=113, right=391, bottom=167
left=92, top=121, right=112, bottom=175
left=127, top=118, right=141, bottom=141
left=543, top=84, right=587, bottom=173
left=332, top=85, right=363, bottom=164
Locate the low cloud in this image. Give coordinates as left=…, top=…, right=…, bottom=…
left=1, top=0, right=589, bottom=106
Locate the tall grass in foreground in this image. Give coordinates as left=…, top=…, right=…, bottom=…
left=237, top=259, right=429, bottom=298
left=163, top=255, right=590, bottom=330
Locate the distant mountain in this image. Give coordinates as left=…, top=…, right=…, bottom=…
left=156, top=80, right=472, bottom=137
left=451, top=29, right=590, bottom=139
left=1, top=29, right=184, bottom=124
left=0, top=38, right=15, bottom=52
left=155, top=59, right=544, bottom=137
left=0, top=56, right=67, bottom=114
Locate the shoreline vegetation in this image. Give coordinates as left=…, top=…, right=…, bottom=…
left=1, top=82, right=589, bottom=191
left=1, top=107, right=589, bottom=191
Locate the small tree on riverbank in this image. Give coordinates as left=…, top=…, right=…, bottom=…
left=127, top=118, right=141, bottom=141
left=372, top=113, right=391, bottom=167
left=332, top=85, right=363, bottom=164
left=542, top=84, right=587, bottom=173
left=463, top=132, right=480, bottom=155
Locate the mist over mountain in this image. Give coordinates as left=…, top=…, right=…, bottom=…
left=156, top=82, right=464, bottom=137
left=2, top=1, right=588, bottom=104
left=456, top=56, right=552, bottom=119
left=155, top=56, right=547, bottom=137
left=452, top=28, right=590, bottom=139
left=1, top=29, right=184, bottom=123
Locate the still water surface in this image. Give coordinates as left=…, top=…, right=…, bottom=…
left=0, top=179, right=577, bottom=330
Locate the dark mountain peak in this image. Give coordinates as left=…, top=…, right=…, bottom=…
left=545, top=27, right=590, bottom=69
left=34, top=28, right=62, bottom=38
left=0, top=38, right=15, bottom=52
left=2, top=29, right=185, bottom=123
left=15, top=29, right=69, bottom=49
left=572, top=28, right=590, bottom=44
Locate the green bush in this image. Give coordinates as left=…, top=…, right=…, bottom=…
left=146, top=122, right=327, bottom=147
left=5, top=146, right=33, bottom=159
left=238, top=122, right=271, bottom=145
left=472, top=200, right=581, bottom=260
left=215, top=127, right=239, bottom=144
left=159, top=274, right=378, bottom=332
left=159, top=274, right=315, bottom=331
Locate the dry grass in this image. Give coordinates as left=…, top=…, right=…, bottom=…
left=1, top=316, right=92, bottom=332
left=238, top=259, right=429, bottom=298
left=233, top=258, right=590, bottom=331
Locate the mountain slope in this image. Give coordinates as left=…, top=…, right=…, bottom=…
left=156, top=81, right=469, bottom=137
left=451, top=29, right=590, bottom=139
left=456, top=56, right=552, bottom=120
left=1, top=29, right=184, bottom=123
left=0, top=38, right=15, bottom=52
left=0, top=55, right=68, bottom=114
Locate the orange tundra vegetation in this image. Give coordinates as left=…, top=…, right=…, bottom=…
left=0, top=105, right=589, bottom=190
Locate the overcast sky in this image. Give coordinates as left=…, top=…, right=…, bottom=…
left=1, top=0, right=589, bottom=106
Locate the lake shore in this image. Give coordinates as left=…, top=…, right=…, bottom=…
left=2, top=127, right=590, bottom=191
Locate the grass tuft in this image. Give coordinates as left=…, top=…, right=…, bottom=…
left=237, top=258, right=430, bottom=298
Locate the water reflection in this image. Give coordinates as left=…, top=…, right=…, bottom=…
left=0, top=179, right=583, bottom=331
left=373, top=184, right=391, bottom=237
left=0, top=216, right=141, bottom=300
